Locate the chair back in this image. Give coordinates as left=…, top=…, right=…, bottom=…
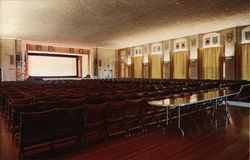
left=65, top=97, right=86, bottom=108
left=53, top=106, right=84, bottom=140
left=126, top=99, right=144, bottom=119
left=20, top=109, right=54, bottom=147
left=84, top=102, right=108, bottom=127
left=106, top=101, right=126, bottom=122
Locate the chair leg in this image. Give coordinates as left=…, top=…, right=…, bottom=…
left=50, top=141, right=55, bottom=158
left=139, top=120, right=146, bottom=132
left=126, top=129, right=131, bottom=137
left=19, top=148, right=23, bottom=160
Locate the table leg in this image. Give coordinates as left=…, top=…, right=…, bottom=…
left=211, top=100, right=216, bottom=118
left=163, top=106, right=169, bottom=134
left=166, top=106, right=169, bottom=125
left=225, top=96, right=231, bottom=120
left=178, top=106, right=184, bottom=137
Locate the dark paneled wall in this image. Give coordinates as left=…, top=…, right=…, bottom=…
left=189, top=60, right=198, bottom=79
left=224, top=57, right=235, bottom=80
left=163, top=62, right=170, bottom=79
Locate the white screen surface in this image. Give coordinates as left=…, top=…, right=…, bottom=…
left=28, top=55, right=77, bottom=77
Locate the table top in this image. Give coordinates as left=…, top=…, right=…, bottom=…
left=148, top=89, right=239, bottom=107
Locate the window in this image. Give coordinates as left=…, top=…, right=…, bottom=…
left=242, top=26, right=250, bottom=43
left=202, top=32, right=220, bottom=48
left=173, top=38, right=187, bottom=51
left=133, top=47, right=142, bottom=57
left=151, top=43, right=162, bottom=54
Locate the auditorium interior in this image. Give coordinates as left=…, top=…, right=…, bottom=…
left=0, top=0, right=249, bottom=159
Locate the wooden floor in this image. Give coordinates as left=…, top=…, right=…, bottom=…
left=0, top=106, right=249, bottom=160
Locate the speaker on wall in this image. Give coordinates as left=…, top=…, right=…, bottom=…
left=16, top=55, right=21, bottom=62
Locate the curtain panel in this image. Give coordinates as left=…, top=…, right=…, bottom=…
left=170, top=51, right=190, bottom=79
left=198, top=46, right=224, bottom=80
left=236, top=43, right=250, bottom=80
left=149, top=54, right=163, bottom=79
left=132, top=56, right=143, bottom=78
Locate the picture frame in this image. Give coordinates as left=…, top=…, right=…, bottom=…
left=176, top=43, right=180, bottom=49
left=226, top=33, right=233, bottom=43
left=245, top=31, right=250, bottom=40
left=48, top=46, right=53, bottom=52
left=205, top=38, right=210, bottom=46
left=165, top=42, right=169, bottom=50
left=69, top=48, right=74, bottom=53
left=153, top=47, right=156, bottom=52
left=212, top=37, right=218, bottom=44
left=79, top=49, right=83, bottom=54
left=181, top=42, right=185, bottom=49
left=191, top=39, right=196, bottom=47
left=36, top=45, right=42, bottom=51
left=157, top=46, right=161, bottom=52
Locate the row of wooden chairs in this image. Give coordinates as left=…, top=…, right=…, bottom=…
left=18, top=99, right=168, bottom=159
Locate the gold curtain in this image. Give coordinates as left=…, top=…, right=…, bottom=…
left=149, top=54, right=162, bottom=78
left=118, top=50, right=127, bottom=78
left=120, top=63, right=125, bottom=77
left=236, top=43, right=250, bottom=80
left=198, top=47, right=224, bottom=80
left=133, top=56, right=143, bottom=78
left=171, top=51, right=189, bottom=79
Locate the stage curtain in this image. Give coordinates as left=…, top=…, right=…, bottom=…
left=171, top=51, right=189, bottom=79
left=149, top=54, right=162, bottom=78
left=198, top=47, right=224, bottom=80
left=236, top=43, right=250, bottom=80
left=133, top=56, right=143, bottom=78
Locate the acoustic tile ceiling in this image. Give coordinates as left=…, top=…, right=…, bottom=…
left=0, top=0, right=249, bottom=49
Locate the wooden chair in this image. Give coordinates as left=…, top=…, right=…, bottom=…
left=83, top=102, right=108, bottom=145
left=65, top=97, right=87, bottom=108
left=85, top=96, right=107, bottom=105
left=19, top=109, right=54, bottom=159
left=141, top=100, right=157, bottom=130
left=106, top=101, right=127, bottom=139
left=53, top=106, right=84, bottom=145
left=12, top=103, right=42, bottom=143
left=42, top=100, right=65, bottom=109
left=125, top=99, right=144, bottom=136
left=7, top=98, right=32, bottom=125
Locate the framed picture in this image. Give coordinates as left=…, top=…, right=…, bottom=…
left=69, top=48, right=74, bottom=53
left=36, top=45, right=42, bottom=51
left=165, top=42, right=169, bottom=50
left=48, top=46, right=53, bottom=52
left=212, top=37, right=218, bottom=44
left=205, top=38, right=210, bottom=46
left=245, top=31, right=250, bottom=40
left=181, top=42, right=185, bottom=49
left=226, top=33, right=233, bottom=43
left=153, top=47, right=156, bottom=52
left=157, top=46, right=161, bottom=52
left=176, top=43, right=180, bottom=49
left=79, top=49, right=83, bottom=54
left=191, top=39, right=196, bottom=47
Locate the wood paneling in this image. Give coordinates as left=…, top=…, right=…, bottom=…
left=225, top=57, right=235, bottom=80
left=189, top=60, right=198, bottom=79
left=26, top=44, right=90, bottom=55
